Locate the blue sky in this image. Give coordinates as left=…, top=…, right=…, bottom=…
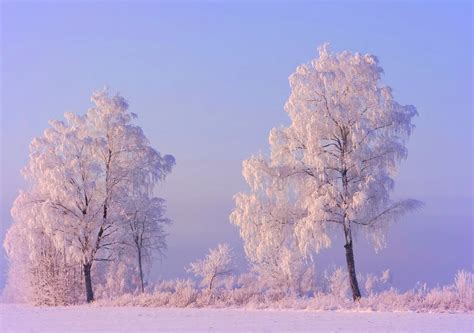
left=1, top=1, right=472, bottom=290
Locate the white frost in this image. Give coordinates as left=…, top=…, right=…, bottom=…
left=0, top=304, right=472, bottom=333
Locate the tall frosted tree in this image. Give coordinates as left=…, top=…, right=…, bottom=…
left=231, top=44, right=420, bottom=301
left=4, top=90, right=174, bottom=303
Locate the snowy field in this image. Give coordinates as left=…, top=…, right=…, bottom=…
left=0, top=303, right=472, bottom=333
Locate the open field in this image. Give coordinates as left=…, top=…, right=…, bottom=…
left=0, top=303, right=472, bottom=332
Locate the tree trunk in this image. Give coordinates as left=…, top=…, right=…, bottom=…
left=137, top=248, right=144, bottom=293
left=209, top=275, right=215, bottom=291
left=83, top=263, right=94, bottom=303
left=343, top=235, right=361, bottom=301
left=340, top=136, right=361, bottom=302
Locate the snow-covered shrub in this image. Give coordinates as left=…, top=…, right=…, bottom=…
left=454, top=270, right=473, bottom=310
left=364, top=273, right=377, bottom=296
left=222, top=275, right=236, bottom=291
left=94, top=259, right=140, bottom=299
left=424, top=286, right=456, bottom=311
left=169, top=279, right=197, bottom=307
left=364, top=269, right=391, bottom=296
left=324, top=267, right=350, bottom=300
left=187, top=244, right=234, bottom=292
left=39, top=267, right=474, bottom=313
left=225, top=288, right=254, bottom=306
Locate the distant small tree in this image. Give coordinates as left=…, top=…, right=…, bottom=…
left=187, top=243, right=234, bottom=291
left=122, top=195, right=170, bottom=293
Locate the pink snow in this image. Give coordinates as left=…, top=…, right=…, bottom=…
left=1, top=303, right=472, bottom=332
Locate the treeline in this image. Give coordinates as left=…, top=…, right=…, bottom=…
left=3, top=45, right=467, bottom=309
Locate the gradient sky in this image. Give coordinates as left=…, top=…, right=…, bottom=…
left=1, top=1, right=472, bottom=291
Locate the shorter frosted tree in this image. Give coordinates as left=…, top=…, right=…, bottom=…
left=4, top=89, right=175, bottom=303
left=4, top=192, right=82, bottom=305
left=231, top=159, right=315, bottom=295
left=187, top=243, right=234, bottom=291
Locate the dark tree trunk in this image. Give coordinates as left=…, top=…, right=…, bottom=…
left=340, top=136, right=361, bottom=302
left=209, top=275, right=215, bottom=291
left=137, top=248, right=144, bottom=293
left=343, top=235, right=361, bottom=301
left=83, top=263, right=94, bottom=303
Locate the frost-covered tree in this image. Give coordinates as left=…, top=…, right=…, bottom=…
left=187, top=243, right=234, bottom=291
left=4, top=90, right=174, bottom=303
left=232, top=44, right=420, bottom=301
left=4, top=192, right=82, bottom=305
left=94, top=256, right=140, bottom=298
left=122, top=194, right=170, bottom=293
left=231, top=185, right=314, bottom=294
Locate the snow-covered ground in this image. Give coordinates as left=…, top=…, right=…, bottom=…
left=0, top=303, right=472, bottom=332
